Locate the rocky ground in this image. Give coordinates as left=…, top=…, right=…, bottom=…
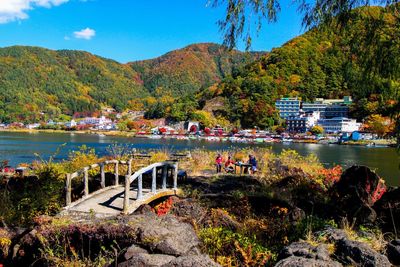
left=0, top=165, right=399, bottom=266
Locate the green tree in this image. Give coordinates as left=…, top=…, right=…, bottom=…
left=211, top=0, right=399, bottom=49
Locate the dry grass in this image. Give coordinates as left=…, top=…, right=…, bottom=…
left=149, top=149, right=170, bottom=164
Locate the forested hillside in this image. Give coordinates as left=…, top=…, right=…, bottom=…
left=197, top=6, right=399, bottom=128
left=0, top=46, right=148, bottom=123
left=0, top=44, right=260, bottom=123
left=129, top=43, right=263, bottom=96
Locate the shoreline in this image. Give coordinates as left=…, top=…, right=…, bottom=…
left=0, top=128, right=396, bottom=147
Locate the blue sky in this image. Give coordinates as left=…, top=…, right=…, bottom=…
left=0, top=0, right=305, bottom=63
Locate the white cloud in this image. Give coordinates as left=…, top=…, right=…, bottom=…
left=0, top=0, right=69, bottom=23
left=73, top=27, right=95, bottom=40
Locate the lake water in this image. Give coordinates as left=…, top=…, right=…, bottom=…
left=0, top=132, right=398, bottom=186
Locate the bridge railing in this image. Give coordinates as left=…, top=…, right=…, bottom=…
left=122, top=161, right=178, bottom=214
left=65, top=159, right=133, bottom=206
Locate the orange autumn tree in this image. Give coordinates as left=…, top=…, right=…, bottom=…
left=363, top=114, right=394, bottom=137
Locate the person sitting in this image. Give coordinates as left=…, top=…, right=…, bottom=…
left=248, top=155, right=258, bottom=174
left=224, top=156, right=235, bottom=173
left=215, top=153, right=223, bottom=173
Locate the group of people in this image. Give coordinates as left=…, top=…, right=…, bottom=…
left=215, top=154, right=258, bottom=174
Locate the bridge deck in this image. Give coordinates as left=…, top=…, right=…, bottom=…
left=63, top=161, right=181, bottom=216
left=65, top=186, right=179, bottom=215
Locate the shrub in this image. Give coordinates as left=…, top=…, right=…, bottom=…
left=199, top=226, right=273, bottom=266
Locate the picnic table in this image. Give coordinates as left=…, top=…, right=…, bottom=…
left=170, top=153, right=191, bottom=161
left=132, top=153, right=151, bottom=159
left=234, top=162, right=252, bottom=175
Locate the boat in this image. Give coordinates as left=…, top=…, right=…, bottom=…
left=147, top=135, right=162, bottom=139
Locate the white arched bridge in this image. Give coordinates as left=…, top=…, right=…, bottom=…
left=62, top=159, right=182, bottom=217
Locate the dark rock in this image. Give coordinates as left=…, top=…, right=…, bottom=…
left=331, top=165, right=385, bottom=223
left=118, top=253, right=176, bottom=267
left=277, top=242, right=331, bottom=262
left=336, top=238, right=391, bottom=267
left=288, top=207, right=306, bottom=223
left=355, top=205, right=377, bottom=224
left=171, top=198, right=208, bottom=226
left=134, top=204, right=153, bottom=215
left=386, top=239, right=400, bottom=265
left=163, top=255, right=220, bottom=267
left=131, top=214, right=200, bottom=256
left=333, top=166, right=383, bottom=206
left=317, top=227, right=348, bottom=243
left=274, top=256, right=342, bottom=267
left=124, top=244, right=149, bottom=261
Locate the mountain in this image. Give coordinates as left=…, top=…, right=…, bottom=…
left=0, top=43, right=262, bottom=123
left=0, top=46, right=148, bottom=123
left=129, top=43, right=263, bottom=96
left=197, top=6, right=399, bottom=128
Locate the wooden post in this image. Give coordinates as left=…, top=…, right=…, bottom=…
left=84, top=167, right=89, bottom=197
left=173, top=162, right=178, bottom=189
left=128, top=159, right=132, bottom=176
left=152, top=167, right=156, bottom=193
left=123, top=175, right=130, bottom=214
left=100, top=163, right=105, bottom=188
left=162, top=165, right=167, bottom=189
left=137, top=174, right=143, bottom=200
left=115, top=161, right=119, bottom=185
left=66, top=173, right=72, bottom=206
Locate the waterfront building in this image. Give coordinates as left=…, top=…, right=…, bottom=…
left=351, top=131, right=376, bottom=141
left=65, top=120, right=77, bottom=128
left=318, top=117, right=361, bottom=133
left=321, top=96, right=353, bottom=105
left=275, top=97, right=301, bottom=119
left=78, top=116, right=112, bottom=126
left=286, top=111, right=320, bottom=133
left=26, top=123, right=40, bottom=129
left=301, top=96, right=351, bottom=118
left=325, top=105, right=349, bottom=118
left=286, top=117, right=307, bottom=132
left=302, top=102, right=328, bottom=118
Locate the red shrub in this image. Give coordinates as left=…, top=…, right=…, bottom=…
left=153, top=198, right=174, bottom=216
left=320, top=165, right=342, bottom=188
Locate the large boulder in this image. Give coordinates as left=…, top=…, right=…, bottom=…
left=317, top=227, right=348, bottom=243
left=123, top=244, right=149, bottom=261
left=129, top=214, right=201, bottom=256
left=119, top=253, right=176, bottom=267
left=163, top=255, right=220, bottom=267
left=277, top=242, right=331, bottom=262
left=170, top=198, right=208, bottom=226
left=335, top=238, right=391, bottom=267
left=275, top=256, right=341, bottom=267
left=275, top=242, right=342, bottom=267
left=330, top=166, right=386, bottom=223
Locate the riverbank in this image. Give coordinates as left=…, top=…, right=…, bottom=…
left=0, top=128, right=396, bottom=147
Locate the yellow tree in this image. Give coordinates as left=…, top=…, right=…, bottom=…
left=310, top=125, right=324, bottom=135
left=363, top=114, right=394, bottom=137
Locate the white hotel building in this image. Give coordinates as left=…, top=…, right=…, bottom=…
left=317, top=117, right=361, bottom=133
